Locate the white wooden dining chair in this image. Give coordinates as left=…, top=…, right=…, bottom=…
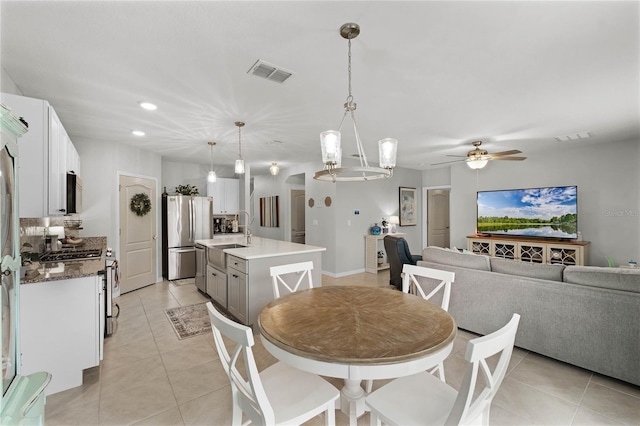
left=365, top=264, right=455, bottom=393
left=366, top=313, right=520, bottom=426
left=269, top=261, right=314, bottom=298
left=206, top=302, right=339, bottom=426
left=402, top=263, right=455, bottom=312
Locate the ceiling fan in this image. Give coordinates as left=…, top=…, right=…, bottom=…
left=432, top=140, right=527, bottom=169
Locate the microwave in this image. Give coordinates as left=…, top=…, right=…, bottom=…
left=66, top=172, right=82, bottom=214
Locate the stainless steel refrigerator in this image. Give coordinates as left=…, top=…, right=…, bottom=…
left=162, top=195, right=212, bottom=280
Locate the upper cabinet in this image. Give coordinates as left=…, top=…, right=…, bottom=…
left=0, top=93, right=80, bottom=217
left=208, top=178, right=239, bottom=215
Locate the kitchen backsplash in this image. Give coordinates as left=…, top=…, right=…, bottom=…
left=20, top=217, right=107, bottom=257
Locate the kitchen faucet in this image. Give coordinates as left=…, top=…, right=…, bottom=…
left=238, top=210, right=251, bottom=245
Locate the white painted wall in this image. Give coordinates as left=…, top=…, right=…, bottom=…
left=448, top=138, right=640, bottom=266
left=1, top=67, right=22, bottom=95
left=73, top=139, right=163, bottom=280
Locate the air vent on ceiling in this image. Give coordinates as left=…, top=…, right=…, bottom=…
left=247, top=59, right=293, bottom=83
left=554, top=131, right=592, bottom=142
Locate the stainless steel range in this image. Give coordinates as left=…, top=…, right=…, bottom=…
left=39, top=249, right=102, bottom=262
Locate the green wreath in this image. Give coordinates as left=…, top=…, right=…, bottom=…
left=130, top=193, right=152, bottom=217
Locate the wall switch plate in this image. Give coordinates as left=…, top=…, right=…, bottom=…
left=347, top=220, right=351, bottom=226
left=313, top=219, right=318, bottom=226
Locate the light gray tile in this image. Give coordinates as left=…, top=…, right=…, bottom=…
left=166, top=359, right=229, bottom=405
left=100, top=354, right=168, bottom=399
left=581, top=382, right=640, bottom=425
left=590, top=373, right=640, bottom=399
left=572, top=406, right=625, bottom=425
left=45, top=398, right=100, bottom=425
left=99, top=375, right=177, bottom=425
left=508, top=352, right=592, bottom=404
left=132, top=406, right=185, bottom=426
left=493, top=377, right=578, bottom=425
left=178, top=387, right=233, bottom=426
left=101, top=337, right=159, bottom=371
left=160, top=337, right=218, bottom=374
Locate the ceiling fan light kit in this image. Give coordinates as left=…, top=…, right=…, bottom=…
left=432, top=140, right=526, bottom=169
left=314, top=23, right=397, bottom=183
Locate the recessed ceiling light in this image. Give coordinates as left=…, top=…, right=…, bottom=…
left=132, top=130, right=145, bottom=136
left=139, top=102, right=157, bottom=111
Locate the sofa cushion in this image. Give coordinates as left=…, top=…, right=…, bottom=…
left=422, top=246, right=490, bottom=271
left=563, top=266, right=640, bottom=293
left=490, top=257, right=565, bottom=282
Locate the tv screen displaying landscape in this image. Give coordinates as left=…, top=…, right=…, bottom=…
left=477, top=186, right=578, bottom=239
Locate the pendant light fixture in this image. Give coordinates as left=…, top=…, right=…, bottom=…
left=269, top=162, right=280, bottom=176
left=207, top=141, right=217, bottom=182
left=235, top=121, right=245, bottom=174
left=314, top=23, right=397, bottom=182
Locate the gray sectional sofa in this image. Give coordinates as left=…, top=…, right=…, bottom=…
left=417, top=246, right=640, bottom=387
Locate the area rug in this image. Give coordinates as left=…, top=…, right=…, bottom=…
left=170, top=278, right=195, bottom=287
left=165, top=303, right=211, bottom=340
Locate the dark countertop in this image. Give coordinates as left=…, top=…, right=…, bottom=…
left=21, top=257, right=105, bottom=284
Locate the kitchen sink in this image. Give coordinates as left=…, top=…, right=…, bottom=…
left=207, top=244, right=246, bottom=269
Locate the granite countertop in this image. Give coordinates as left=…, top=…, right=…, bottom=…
left=21, top=258, right=105, bottom=284
left=20, top=236, right=108, bottom=284
left=195, top=236, right=326, bottom=260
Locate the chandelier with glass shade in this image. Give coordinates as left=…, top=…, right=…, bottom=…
left=207, top=141, right=217, bottom=182
left=235, top=121, right=245, bottom=175
left=314, top=23, right=397, bottom=182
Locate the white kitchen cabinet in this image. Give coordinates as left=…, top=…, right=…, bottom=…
left=227, top=255, right=247, bottom=324
left=20, top=275, right=103, bottom=395
left=0, top=92, right=80, bottom=217
left=206, top=264, right=227, bottom=307
left=208, top=178, right=239, bottom=214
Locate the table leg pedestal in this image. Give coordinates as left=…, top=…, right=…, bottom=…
left=340, top=379, right=367, bottom=426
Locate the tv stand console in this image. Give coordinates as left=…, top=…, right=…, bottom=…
left=466, top=235, right=590, bottom=266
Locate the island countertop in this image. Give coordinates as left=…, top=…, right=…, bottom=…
left=195, top=236, right=326, bottom=260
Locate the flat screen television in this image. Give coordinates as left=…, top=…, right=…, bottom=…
left=477, top=185, right=578, bottom=239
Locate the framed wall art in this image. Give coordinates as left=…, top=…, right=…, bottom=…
left=399, top=187, right=417, bottom=226
left=260, top=195, right=279, bottom=227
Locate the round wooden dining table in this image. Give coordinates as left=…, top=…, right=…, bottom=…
left=258, top=286, right=457, bottom=426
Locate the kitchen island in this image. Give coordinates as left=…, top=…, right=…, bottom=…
left=195, top=236, right=326, bottom=328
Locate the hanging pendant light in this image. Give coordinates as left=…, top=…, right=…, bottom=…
left=269, top=162, right=280, bottom=176
left=235, top=121, right=245, bottom=174
left=207, top=141, right=217, bottom=182
left=314, top=23, right=397, bottom=183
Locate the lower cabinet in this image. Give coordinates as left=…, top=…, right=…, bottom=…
left=206, top=264, right=227, bottom=308
left=20, top=275, right=103, bottom=395
left=227, top=255, right=248, bottom=324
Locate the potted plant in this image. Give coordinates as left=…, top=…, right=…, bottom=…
left=377, top=250, right=384, bottom=265
left=175, top=184, right=199, bottom=195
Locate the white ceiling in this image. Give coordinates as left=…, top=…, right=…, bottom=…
left=2, top=1, right=638, bottom=177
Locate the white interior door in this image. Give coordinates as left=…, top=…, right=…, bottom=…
left=119, top=175, right=157, bottom=293
left=427, top=189, right=450, bottom=248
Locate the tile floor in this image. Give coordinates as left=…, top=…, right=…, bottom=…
left=45, top=271, right=640, bottom=425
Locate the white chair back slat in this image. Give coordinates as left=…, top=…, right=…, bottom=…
left=446, top=313, right=521, bottom=425
left=270, top=261, right=314, bottom=298
left=207, top=302, right=275, bottom=425
left=401, top=264, right=455, bottom=311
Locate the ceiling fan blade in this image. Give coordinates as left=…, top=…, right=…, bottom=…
left=492, top=156, right=527, bottom=161
left=489, top=149, right=522, bottom=157
left=431, top=158, right=467, bottom=166
left=445, top=155, right=468, bottom=158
